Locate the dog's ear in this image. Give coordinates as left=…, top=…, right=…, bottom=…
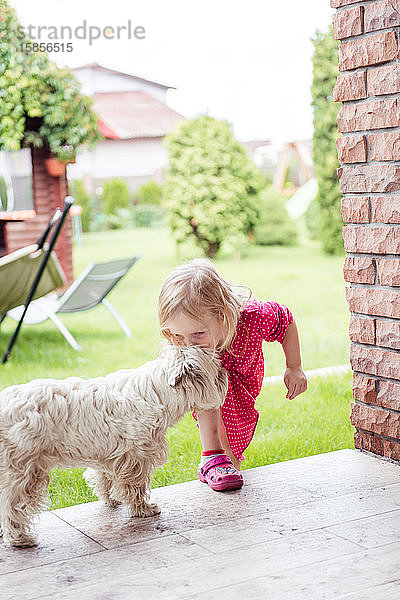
left=167, top=347, right=205, bottom=387
left=167, top=348, right=191, bottom=387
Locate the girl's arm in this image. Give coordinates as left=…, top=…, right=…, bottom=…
left=281, top=319, right=307, bottom=400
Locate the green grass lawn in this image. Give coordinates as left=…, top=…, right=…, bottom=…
left=0, top=226, right=355, bottom=509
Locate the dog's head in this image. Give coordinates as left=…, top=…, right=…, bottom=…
left=164, top=345, right=228, bottom=412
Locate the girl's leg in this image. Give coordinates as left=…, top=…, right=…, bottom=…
left=197, top=408, right=241, bottom=471
left=196, top=408, right=222, bottom=452
left=220, top=418, right=241, bottom=471
left=196, top=409, right=243, bottom=492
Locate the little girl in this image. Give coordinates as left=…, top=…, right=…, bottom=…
left=158, top=258, right=307, bottom=491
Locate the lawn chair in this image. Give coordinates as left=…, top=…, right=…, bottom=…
left=6, top=256, right=142, bottom=351
left=0, top=197, right=73, bottom=363
left=0, top=244, right=65, bottom=316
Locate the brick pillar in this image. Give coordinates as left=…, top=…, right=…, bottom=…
left=5, top=146, right=74, bottom=284
left=332, top=0, right=400, bottom=462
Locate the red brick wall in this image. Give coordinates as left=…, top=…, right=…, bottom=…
left=5, top=146, right=74, bottom=284
left=332, top=0, right=400, bottom=462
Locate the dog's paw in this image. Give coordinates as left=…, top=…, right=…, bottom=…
left=130, top=502, right=161, bottom=518
left=105, top=497, right=122, bottom=508
left=145, top=503, right=161, bottom=517
left=5, top=534, right=38, bottom=548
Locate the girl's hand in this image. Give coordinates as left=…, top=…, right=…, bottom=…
left=284, top=366, right=307, bottom=400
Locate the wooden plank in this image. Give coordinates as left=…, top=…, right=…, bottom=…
left=0, top=512, right=103, bottom=576
left=1, top=450, right=399, bottom=600
left=45, top=529, right=365, bottom=600
left=185, top=542, right=400, bottom=600
left=0, top=534, right=211, bottom=600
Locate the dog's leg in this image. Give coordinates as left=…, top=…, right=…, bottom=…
left=111, top=459, right=160, bottom=518
left=97, top=471, right=122, bottom=508
left=121, top=481, right=161, bottom=518
left=83, top=468, right=121, bottom=508
left=0, top=467, right=49, bottom=547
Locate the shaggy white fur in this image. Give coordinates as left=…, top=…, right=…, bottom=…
left=0, top=346, right=228, bottom=547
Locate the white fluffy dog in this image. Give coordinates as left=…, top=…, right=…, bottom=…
left=0, top=346, right=228, bottom=547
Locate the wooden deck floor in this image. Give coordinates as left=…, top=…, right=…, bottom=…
left=1, top=449, right=400, bottom=599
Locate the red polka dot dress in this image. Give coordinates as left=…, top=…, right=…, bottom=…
left=214, top=299, right=293, bottom=461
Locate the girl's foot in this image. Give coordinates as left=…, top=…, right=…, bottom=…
left=198, top=454, right=243, bottom=491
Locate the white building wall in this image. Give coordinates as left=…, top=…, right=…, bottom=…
left=67, top=138, right=167, bottom=181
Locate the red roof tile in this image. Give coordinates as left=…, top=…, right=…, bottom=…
left=97, top=119, right=119, bottom=139
left=92, top=91, right=183, bottom=140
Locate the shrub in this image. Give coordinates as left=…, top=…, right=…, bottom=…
left=164, top=115, right=264, bottom=258
left=254, top=186, right=298, bottom=246
left=70, top=180, right=90, bottom=232
left=105, top=208, right=132, bottom=230
left=135, top=180, right=162, bottom=205
left=133, top=204, right=165, bottom=227
left=102, top=179, right=131, bottom=216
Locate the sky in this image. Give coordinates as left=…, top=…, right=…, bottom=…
left=9, top=0, right=334, bottom=149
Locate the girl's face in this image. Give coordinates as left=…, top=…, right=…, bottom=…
left=165, top=311, right=225, bottom=349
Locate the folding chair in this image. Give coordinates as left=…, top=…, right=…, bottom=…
left=6, top=256, right=142, bottom=351
left=1, top=197, right=73, bottom=363
left=0, top=244, right=65, bottom=316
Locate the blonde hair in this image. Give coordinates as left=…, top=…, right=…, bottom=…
left=158, top=258, right=251, bottom=353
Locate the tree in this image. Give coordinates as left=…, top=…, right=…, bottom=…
left=164, top=115, right=264, bottom=258
left=310, top=25, right=343, bottom=254
left=0, top=0, right=100, bottom=158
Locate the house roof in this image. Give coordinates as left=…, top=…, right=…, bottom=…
left=243, top=140, right=271, bottom=151
left=72, top=63, right=175, bottom=90
left=93, top=91, right=183, bottom=140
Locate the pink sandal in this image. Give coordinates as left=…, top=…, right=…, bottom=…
left=198, top=455, right=243, bottom=491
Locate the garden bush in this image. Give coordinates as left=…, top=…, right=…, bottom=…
left=102, top=178, right=131, bottom=216
left=105, top=208, right=133, bottom=230
left=254, top=185, right=298, bottom=246
left=133, top=204, right=165, bottom=227
left=135, top=180, right=162, bottom=205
